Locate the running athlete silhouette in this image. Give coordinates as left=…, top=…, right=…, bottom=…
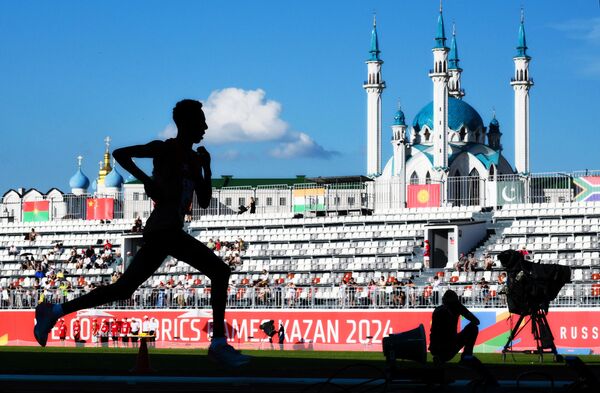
left=34, top=99, right=250, bottom=367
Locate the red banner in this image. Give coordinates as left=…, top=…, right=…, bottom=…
left=3, top=309, right=600, bottom=352
left=407, top=184, right=440, bottom=208
left=86, top=198, right=114, bottom=220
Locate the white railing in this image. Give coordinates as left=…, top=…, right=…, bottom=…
left=1, top=283, right=598, bottom=310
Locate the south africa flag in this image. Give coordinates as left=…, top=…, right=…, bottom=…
left=23, top=201, right=50, bottom=222
left=574, top=176, right=600, bottom=202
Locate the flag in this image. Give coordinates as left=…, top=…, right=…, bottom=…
left=23, top=201, right=49, bottom=222
left=86, top=198, right=114, bottom=220
left=497, top=181, right=524, bottom=206
left=574, top=176, right=600, bottom=202
left=292, top=188, right=325, bottom=213
left=407, top=184, right=440, bottom=208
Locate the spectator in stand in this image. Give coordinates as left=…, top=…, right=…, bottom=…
left=478, top=278, right=490, bottom=305
left=113, top=252, right=123, bottom=272
left=26, top=228, right=37, bottom=242
left=367, top=279, right=377, bottom=307
left=207, top=238, right=215, bottom=251
left=131, top=217, right=143, bottom=233
left=405, top=279, right=417, bottom=307
left=104, top=240, right=112, bottom=251
left=454, top=253, right=467, bottom=272
left=125, top=251, right=134, bottom=267
left=518, top=245, right=530, bottom=260
left=466, top=253, right=476, bottom=272
left=423, top=240, right=431, bottom=269
left=285, top=281, right=296, bottom=307
left=432, top=275, right=441, bottom=305
left=347, top=277, right=357, bottom=306
left=215, top=239, right=222, bottom=253
left=484, top=254, right=495, bottom=271
left=392, top=279, right=406, bottom=307
left=247, top=197, right=256, bottom=214
left=8, top=245, right=18, bottom=256
left=377, top=275, right=387, bottom=306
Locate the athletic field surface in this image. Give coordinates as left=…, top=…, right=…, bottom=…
left=0, top=347, right=599, bottom=392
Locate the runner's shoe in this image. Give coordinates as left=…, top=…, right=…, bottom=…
left=33, top=303, right=60, bottom=347
left=208, top=342, right=251, bottom=368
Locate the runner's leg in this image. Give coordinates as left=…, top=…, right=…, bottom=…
left=169, top=231, right=230, bottom=338
left=61, top=239, right=168, bottom=315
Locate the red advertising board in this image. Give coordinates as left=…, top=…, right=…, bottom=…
left=3, top=309, right=600, bottom=352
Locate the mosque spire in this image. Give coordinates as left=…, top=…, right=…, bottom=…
left=448, top=22, right=465, bottom=98
left=364, top=13, right=385, bottom=177
left=369, top=13, right=381, bottom=61
left=516, top=8, right=529, bottom=58
left=448, top=23, right=459, bottom=69
left=434, top=1, right=447, bottom=49
left=511, top=8, right=533, bottom=174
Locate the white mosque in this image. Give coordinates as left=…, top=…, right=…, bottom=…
left=364, top=7, right=533, bottom=206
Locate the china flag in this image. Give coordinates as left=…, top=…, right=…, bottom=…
left=86, top=198, right=114, bottom=220
left=407, top=184, right=441, bottom=208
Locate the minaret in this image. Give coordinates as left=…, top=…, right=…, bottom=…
left=391, top=105, right=408, bottom=206
left=511, top=9, right=533, bottom=174
left=448, top=23, right=465, bottom=99
left=487, top=110, right=503, bottom=151
left=363, top=15, right=385, bottom=177
left=429, top=5, right=449, bottom=170
left=98, top=136, right=113, bottom=185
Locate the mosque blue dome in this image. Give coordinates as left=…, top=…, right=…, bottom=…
left=412, top=97, right=484, bottom=133
left=69, top=168, right=90, bottom=190
left=104, top=167, right=124, bottom=188
left=393, top=108, right=406, bottom=126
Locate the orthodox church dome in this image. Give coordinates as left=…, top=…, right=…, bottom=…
left=104, top=167, right=124, bottom=188
left=69, top=168, right=90, bottom=190
left=412, top=97, right=484, bottom=132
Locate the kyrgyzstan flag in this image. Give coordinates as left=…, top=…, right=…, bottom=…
left=23, top=201, right=50, bottom=222
left=86, top=198, right=114, bottom=220
left=407, top=184, right=441, bottom=208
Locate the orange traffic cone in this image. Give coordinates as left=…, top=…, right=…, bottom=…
left=130, top=337, right=155, bottom=374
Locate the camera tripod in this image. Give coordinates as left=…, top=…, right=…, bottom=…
left=502, top=308, right=562, bottom=362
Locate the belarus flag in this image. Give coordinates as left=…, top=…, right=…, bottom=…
left=86, top=198, right=114, bottom=220
left=23, top=201, right=50, bottom=222
left=407, top=184, right=441, bottom=208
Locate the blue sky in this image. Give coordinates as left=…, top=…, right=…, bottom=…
left=0, top=0, right=599, bottom=194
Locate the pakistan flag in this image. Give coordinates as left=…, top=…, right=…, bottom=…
left=497, top=181, right=524, bottom=206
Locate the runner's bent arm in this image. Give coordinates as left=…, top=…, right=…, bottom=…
left=113, top=141, right=163, bottom=201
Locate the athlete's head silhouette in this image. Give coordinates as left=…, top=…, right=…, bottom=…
left=172, top=99, right=207, bottom=144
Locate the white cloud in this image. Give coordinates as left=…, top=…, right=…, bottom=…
left=159, top=123, right=177, bottom=139
left=270, top=132, right=339, bottom=159
left=203, top=88, right=288, bottom=143
left=553, top=17, right=600, bottom=43
left=158, top=88, right=337, bottom=159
